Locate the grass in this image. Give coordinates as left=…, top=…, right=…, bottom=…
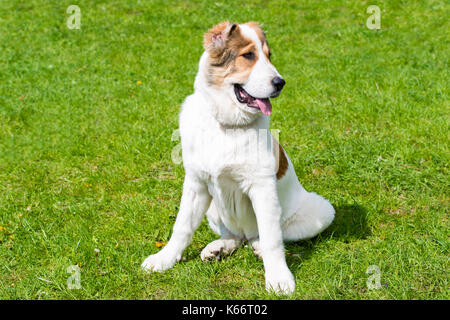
left=0, top=0, right=448, bottom=300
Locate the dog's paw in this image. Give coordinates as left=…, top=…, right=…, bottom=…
left=249, top=239, right=262, bottom=259
left=265, top=269, right=295, bottom=295
left=201, top=242, right=223, bottom=261
left=201, top=240, right=229, bottom=261
left=141, top=251, right=177, bottom=273
left=200, top=239, right=240, bottom=261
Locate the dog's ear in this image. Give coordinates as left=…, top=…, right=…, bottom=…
left=203, top=21, right=238, bottom=53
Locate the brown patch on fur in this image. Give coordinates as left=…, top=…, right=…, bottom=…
left=203, top=21, right=260, bottom=87
left=273, top=137, right=289, bottom=180
left=228, top=42, right=258, bottom=80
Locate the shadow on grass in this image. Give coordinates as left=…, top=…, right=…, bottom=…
left=327, top=203, right=371, bottom=241
left=285, top=203, right=370, bottom=267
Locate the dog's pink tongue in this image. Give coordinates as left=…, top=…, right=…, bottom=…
left=255, top=98, right=272, bottom=116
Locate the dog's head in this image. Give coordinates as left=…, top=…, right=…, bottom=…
left=196, top=21, right=285, bottom=126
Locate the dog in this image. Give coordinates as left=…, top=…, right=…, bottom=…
left=141, top=21, right=335, bottom=295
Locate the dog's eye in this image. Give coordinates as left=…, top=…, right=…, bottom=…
left=268, top=52, right=272, bottom=59
left=242, top=51, right=255, bottom=60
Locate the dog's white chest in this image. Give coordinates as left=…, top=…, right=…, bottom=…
left=181, top=117, right=276, bottom=178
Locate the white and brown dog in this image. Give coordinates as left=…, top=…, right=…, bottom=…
left=142, top=21, right=335, bottom=295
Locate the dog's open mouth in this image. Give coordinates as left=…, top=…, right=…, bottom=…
left=234, top=84, right=272, bottom=116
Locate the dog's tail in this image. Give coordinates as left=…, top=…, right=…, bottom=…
left=282, top=191, right=335, bottom=241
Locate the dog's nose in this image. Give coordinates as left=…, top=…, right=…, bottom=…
left=272, top=76, right=286, bottom=91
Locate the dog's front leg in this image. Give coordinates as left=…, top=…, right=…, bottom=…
left=248, top=179, right=295, bottom=295
left=141, top=174, right=211, bottom=272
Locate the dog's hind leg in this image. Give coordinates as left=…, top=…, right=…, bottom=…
left=201, top=201, right=242, bottom=261
left=281, top=192, right=335, bottom=241
left=246, top=192, right=334, bottom=259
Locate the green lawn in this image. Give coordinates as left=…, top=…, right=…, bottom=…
left=0, top=0, right=448, bottom=299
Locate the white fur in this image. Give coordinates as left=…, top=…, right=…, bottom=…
left=141, top=24, right=335, bottom=295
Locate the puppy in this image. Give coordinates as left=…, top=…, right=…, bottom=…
left=142, top=21, right=335, bottom=295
